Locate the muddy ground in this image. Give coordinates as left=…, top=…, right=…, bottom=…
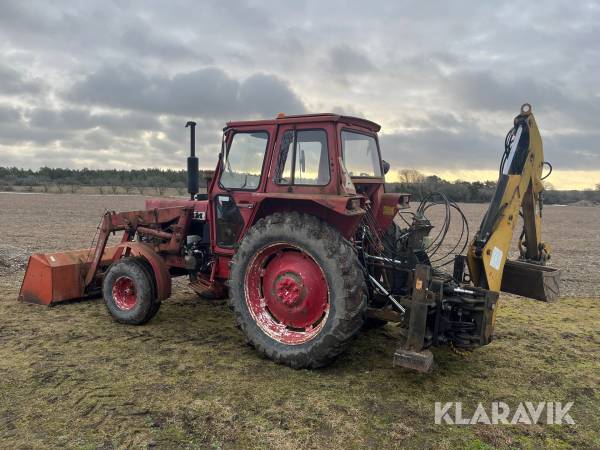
left=0, top=193, right=599, bottom=449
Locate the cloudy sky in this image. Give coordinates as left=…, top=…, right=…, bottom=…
left=0, top=1, right=598, bottom=189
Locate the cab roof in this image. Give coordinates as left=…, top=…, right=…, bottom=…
left=226, top=113, right=381, bottom=132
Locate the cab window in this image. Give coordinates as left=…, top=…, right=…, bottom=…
left=274, top=129, right=330, bottom=185
left=341, top=130, right=382, bottom=177
left=220, top=131, right=269, bottom=190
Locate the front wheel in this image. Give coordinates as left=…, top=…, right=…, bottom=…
left=228, top=212, right=367, bottom=368
left=103, top=257, right=160, bottom=325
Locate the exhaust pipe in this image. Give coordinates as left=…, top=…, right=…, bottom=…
left=186, top=121, right=199, bottom=200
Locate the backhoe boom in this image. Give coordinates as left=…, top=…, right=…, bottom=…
left=467, top=104, right=559, bottom=301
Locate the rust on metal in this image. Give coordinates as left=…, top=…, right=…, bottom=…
left=117, top=242, right=172, bottom=301
left=19, top=246, right=118, bottom=306
left=19, top=206, right=192, bottom=306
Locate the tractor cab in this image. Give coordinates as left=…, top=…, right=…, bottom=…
left=217, top=113, right=388, bottom=194
left=203, top=113, right=407, bottom=249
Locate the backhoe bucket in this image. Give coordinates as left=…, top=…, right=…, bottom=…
left=500, top=260, right=560, bottom=302
left=19, top=247, right=117, bottom=306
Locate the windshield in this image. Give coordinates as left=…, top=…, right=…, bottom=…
left=220, top=131, right=268, bottom=190
left=341, top=130, right=382, bottom=177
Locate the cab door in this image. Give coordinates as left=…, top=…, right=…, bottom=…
left=210, top=127, right=273, bottom=252
left=266, top=122, right=338, bottom=195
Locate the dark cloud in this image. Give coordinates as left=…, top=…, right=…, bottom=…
left=543, top=132, right=600, bottom=170
left=0, top=64, right=43, bottom=95
left=28, top=108, right=161, bottom=133
left=68, top=65, right=305, bottom=118
left=0, top=105, right=21, bottom=122
left=379, top=126, right=502, bottom=172
left=380, top=120, right=600, bottom=172
left=327, top=45, right=376, bottom=75
left=238, top=73, right=306, bottom=116
left=118, top=27, right=213, bottom=64
left=445, top=70, right=564, bottom=112
left=0, top=106, right=170, bottom=156
left=443, top=69, right=600, bottom=131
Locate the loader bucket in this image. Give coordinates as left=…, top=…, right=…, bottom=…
left=500, top=259, right=560, bottom=302
left=19, top=247, right=118, bottom=306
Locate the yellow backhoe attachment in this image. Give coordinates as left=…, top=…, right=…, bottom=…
left=467, top=104, right=560, bottom=304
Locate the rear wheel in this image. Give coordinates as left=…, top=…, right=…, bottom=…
left=228, top=212, right=367, bottom=368
left=103, top=257, right=160, bottom=325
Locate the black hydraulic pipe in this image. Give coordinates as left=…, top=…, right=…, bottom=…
left=186, top=121, right=199, bottom=200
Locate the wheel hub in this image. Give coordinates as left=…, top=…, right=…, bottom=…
left=112, top=276, right=137, bottom=311
left=275, top=275, right=302, bottom=306
left=245, top=244, right=330, bottom=344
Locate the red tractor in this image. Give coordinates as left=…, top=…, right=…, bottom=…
left=20, top=108, right=559, bottom=372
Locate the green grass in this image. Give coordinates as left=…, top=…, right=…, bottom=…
left=0, top=278, right=598, bottom=449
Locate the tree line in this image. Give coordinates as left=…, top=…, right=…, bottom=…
left=0, top=167, right=213, bottom=188
left=0, top=166, right=598, bottom=204
left=0, top=167, right=212, bottom=195
left=387, top=169, right=599, bottom=205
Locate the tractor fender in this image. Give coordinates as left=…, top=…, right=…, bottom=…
left=253, top=197, right=364, bottom=240
left=116, top=242, right=172, bottom=301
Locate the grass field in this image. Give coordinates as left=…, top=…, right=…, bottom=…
left=1, top=193, right=599, bottom=449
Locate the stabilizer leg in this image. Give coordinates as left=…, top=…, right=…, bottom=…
left=393, top=264, right=434, bottom=372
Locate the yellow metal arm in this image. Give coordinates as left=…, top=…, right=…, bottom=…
left=467, top=104, right=554, bottom=295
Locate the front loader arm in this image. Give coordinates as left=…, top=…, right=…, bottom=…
left=467, top=104, right=556, bottom=298
left=85, top=207, right=194, bottom=286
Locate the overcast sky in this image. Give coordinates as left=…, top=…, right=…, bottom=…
left=0, top=1, right=598, bottom=188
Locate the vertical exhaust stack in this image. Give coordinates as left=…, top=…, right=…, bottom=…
left=186, top=121, right=199, bottom=200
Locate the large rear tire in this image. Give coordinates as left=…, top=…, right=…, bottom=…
left=228, top=212, right=367, bottom=369
left=103, top=257, right=160, bottom=325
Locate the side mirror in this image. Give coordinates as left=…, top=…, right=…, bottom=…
left=382, top=160, right=390, bottom=175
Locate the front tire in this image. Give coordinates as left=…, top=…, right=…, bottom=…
left=228, top=212, right=367, bottom=368
left=103, top=257, right=160, bottom=325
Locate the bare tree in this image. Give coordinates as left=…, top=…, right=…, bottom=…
left=110, top=185, right=119, bottom=195
left=398, top=169, right=425, bottom=185
left=398, top=169, right=426, bottom=199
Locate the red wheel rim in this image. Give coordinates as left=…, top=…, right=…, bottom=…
left=245, top=243, right=330, bottom=345
left=112, top=276, right=137, bottom=311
